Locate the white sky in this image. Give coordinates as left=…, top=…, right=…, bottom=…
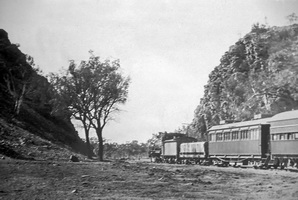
left=1, top=0, right=297, bottom=143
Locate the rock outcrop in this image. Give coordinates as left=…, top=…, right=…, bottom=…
left=0, top=29, right=88, bottom=159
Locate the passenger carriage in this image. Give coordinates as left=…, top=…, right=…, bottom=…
left=269, top=110, right=298, bottom=168
left=207, top=117, right=271, bottom=166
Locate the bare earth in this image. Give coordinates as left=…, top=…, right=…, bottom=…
left=1, top=159, right=298, bottom=200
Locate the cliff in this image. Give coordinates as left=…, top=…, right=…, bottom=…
left=191, top=24, right=298, bottom=139
left=0, top=29, right=87, bottom=160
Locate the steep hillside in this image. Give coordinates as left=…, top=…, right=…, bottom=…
left=0, top=29, right=87, bottom=159
left=191, top=24, right=298, bottom=139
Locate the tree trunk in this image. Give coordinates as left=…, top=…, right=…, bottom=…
left=85, top=132, right=93, bottom=159
left=82, top=122, right=93, bottom=159
left=96, top=128, right=104, bottom=161
left=203, top=114, right=209, bottom=140
left=263, top=93, right=271, bottom=111
left=14, top=83, right=26, bottom=116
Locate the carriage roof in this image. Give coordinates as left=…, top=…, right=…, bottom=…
left=208, top=117, right=270, bottom=133
left=268, top=110, right=298, bottom=122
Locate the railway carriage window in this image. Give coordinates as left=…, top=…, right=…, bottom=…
left=243, top=130, right=246, bottom=140
left=256, top=129, right=260, bottom=140
left=250, top=129, right=254, bottom=140
left=251, top=129, right=258, bottom=140
left=237, top=131, right=239, bottom=140
left=240, top=130, right=249, bottom=140
left=294, top=133, right=298, bottom=140
left=272, top=134, right=276, bottom=141
left=254, top=129, right=257, bottom=140
left=209, top=132, right=216, bottom=142
left=280, top=133, right=287, bottom=140
left=224, top=132, right=231, bottom=140
left=276, top=134, right=281, bottom=140
left=236, top=131, right=239, bottom=140
left=288, top=133, right=294, bottom=140
left=231, top=131, right=239, bottom=140
left=272, top=134, right=279, bottom=141
left=216, top=133, right=223, bottom=141
left=248, top=130, right=251, bottom=140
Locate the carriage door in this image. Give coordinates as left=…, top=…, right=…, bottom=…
left=261, top=124, right=270, bottom=158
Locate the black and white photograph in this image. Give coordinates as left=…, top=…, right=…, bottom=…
left=1, top=0, right=298, bottom=199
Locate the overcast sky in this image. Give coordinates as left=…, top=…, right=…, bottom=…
left=1, top=0, right=297, bottom=143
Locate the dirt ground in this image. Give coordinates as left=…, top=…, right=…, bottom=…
left=1, top=159, right=298, bottom=200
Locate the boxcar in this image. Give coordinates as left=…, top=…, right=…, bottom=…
left=269, top=110, right=298, bottom=162
left=161, top=136, right=197, bottom=163
left=180, top=142, right=208, bottom=158
left=179, top=142, right=208, bottom=164
left=208, top=117, right=270, bottom=165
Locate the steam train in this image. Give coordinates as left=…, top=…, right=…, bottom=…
left=156, top=110, right=298, bottom=169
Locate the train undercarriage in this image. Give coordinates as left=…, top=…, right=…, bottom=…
left=156, top=155, right=298, bottom=172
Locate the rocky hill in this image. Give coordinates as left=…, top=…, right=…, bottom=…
left=0, top=29, right=88, bottom=160
left=191, top=23, right=298, bottom=139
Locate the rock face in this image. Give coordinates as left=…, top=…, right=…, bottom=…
left=191, top=24, right=298, bottom=139
left=0, top=29, right=88, bottom=158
